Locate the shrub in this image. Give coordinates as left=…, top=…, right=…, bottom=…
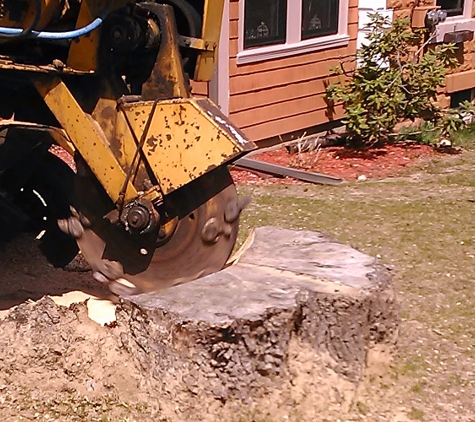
left=326, top=14, right=475, bottom=147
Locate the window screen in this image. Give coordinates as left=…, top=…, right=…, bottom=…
left=450, top=89, right=473, bottom=108
left=244, top=0, right=287, bottom=49
left=302, top=0, right=339, bottom=40
left=436, top=0, right=464, bottom=16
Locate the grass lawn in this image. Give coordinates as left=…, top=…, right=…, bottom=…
left=235, top=135, right=475, bottom=421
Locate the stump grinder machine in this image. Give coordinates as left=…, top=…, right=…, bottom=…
left=0, top=0, right=256, bottom=295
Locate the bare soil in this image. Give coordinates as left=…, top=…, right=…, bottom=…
left=0, top=236, right=110, bottom=314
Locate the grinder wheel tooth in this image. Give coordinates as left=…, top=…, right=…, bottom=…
left=72, top=158, right=241, bottom=295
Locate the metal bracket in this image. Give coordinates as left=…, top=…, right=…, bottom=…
left=179, top=35, right=216, bottom=52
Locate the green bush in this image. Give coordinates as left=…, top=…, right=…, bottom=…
left=326, top=14, right=475, bottom=147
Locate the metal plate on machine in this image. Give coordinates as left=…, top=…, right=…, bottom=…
left=0, top=57, right=93, bottom=75
left=118, top=97, right=255, bottom=194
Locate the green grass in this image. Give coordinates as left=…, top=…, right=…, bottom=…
left=452, top=123, right=475, bottom=149
left=409, top=407, right=425, bottom=420
left=395, top=121, right=475, bottom=149
left=235, top=138, right=475, bottom=419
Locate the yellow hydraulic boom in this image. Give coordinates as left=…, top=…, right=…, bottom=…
left=0, top=0, right=256, bottom=295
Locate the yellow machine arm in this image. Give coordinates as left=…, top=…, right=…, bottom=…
left=0, top=0, right=256, bottom=295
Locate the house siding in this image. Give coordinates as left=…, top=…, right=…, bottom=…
left=190, top=81, right=209, bottom=98
left=228, top=0, right=359, bottom=142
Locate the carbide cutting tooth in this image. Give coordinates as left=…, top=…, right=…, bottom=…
left=201, top=217, right=220, bottom=243
left=93, top=272, right=109, bottom=283
left=57, top=218, right=69, bottom=234
left=224, top=197, right=251, bottom=223
left=98, top=259, right=123, bottom=280
left=79, top=213, right=91, bottom=228
left=108, top=279, right=139, bottom=296
left=224, top=201, right=239, bottom=223
left=68, top=217, right=84, bottom=239
left=69, top=206, right=80, bottom=219
left=222, top=223, right=233, bottom=237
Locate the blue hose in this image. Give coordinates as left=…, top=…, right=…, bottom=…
left=0, top=16, right=103, bottom=40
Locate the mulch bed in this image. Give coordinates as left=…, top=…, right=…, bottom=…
left=231, top=142, right=442, bottom=185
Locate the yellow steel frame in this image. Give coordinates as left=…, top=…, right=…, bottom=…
left=193, top=0, right=225, bottom=81
left=33, top=76, right=139, bottom=203
left=67, top=0, right=106, bottom=71
left=32, top=74, right=254, bottom=207
left=117, top=97, right=253, bottom=194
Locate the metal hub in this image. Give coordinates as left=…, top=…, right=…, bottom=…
left=120, top=198, right=160, bottom=234
left=128, top=207, right=148, bottom=229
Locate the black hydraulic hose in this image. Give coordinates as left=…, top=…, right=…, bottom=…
left=1, top=0, right=43, bottom=39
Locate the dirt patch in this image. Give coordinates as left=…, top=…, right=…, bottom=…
left=0, top=298, right=155, bottom=421
left=0, top=235, right=110, bottom=314
left=0, top=235, right=152, bottom=420
left=232, top=142, right=441, bottom=185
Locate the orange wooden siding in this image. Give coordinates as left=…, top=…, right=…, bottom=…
left=228, top=0, right=358, bottom=141
left=190, top=80, right=209, bottom=98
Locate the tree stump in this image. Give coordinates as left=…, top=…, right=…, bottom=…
left=0, top=226, right=398, bottom=420
left=117, top=226, right=399, bottom=420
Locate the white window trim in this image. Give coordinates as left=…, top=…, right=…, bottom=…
left=433, top=0, right=475, bottom=43
left=237, top=0, right=350, bottom=65
left=209, top=0, right=230, bottom=115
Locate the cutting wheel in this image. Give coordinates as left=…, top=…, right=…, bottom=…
left=70, top=157, right=242, bottom=295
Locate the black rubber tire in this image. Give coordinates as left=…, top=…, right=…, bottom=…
left=162, top=0, right=202, bottom=37
left=14, top=152, right=79, bottom=267
left=161, top=0, right=202, bottom=75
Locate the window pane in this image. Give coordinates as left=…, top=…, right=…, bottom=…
left=436, top=0, right=464, bottom=16
left=302, top=0, right=339, bottom=40
left=450, top=89, right=473, bottom=108
left=244, top=0, right=287, bottom=49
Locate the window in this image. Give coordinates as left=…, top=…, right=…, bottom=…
left=302, top=0, right=339, bottom=40
left=450, top=89, right=473, bottom=107
left=238, top=0, right=350, bottom=64
left=432, top=0, right=475, bottom=43
left=436, top=0, right=464, bottom=17
left=244, top=0, right=287, bottom=48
